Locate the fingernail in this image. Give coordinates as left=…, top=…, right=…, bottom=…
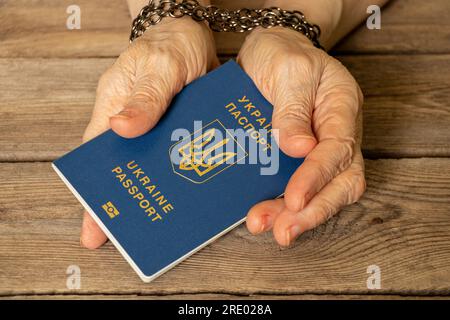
left=258, top=222, right=266, bottom=234
left=258, top=215, right=272, bottom=234
left=286, top=225, right=302, bottom=246
left=115, top=108, right=133, bottom=119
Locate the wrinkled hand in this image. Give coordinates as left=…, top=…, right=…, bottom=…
left=80, top=18, right=219, bottom=249
left=239, top=27, right=366, bottom=246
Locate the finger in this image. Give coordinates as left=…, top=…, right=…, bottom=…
left=284, top=138, right=355, bottom=212
left=246, top=198, right=285, bottom=235
left=284, top=83, right=362, bottom=213
left=270, top=64, right=319, bottom=158
left=110, top=62, right=185, bottom=139
left=272, top=101, right=317, bottom=159
left=80, top=212, right=108, bottom=249
left=238, top=52, right=319, bottom=158
left=312, top=63, right=362, bottom=151
left=273, top=150, right=366, bottom=246
left=80, top=68, right=128, bottom=248
left=83, top=117, right=111, bottom=143
left=83, top=68, right=128, bottom=143
left=313, top=75, right=362, bottom=145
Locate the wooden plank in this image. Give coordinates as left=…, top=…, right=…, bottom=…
left=346, top=54, right=450, bottom=158
left=0, top=55, right=449, bottom=161
left=3, top=294, right=450, bottom=300
left=0, top=0, right=449, bottom=58
left=0, top=159, right=449, bottom=295
left=0, top=0, right=130, bottom=58
left=333, top=0, right=450, bottom=54
left=0, top=58, right=108, bottom=161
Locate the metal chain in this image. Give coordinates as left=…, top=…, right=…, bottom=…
left=130, top=0, right=323, bottom=49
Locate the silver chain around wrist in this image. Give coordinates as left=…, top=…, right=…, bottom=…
left=130, top=0, right=323, bottom=49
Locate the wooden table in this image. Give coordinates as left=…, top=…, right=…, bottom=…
left=1, top=0, right=449, bottom=299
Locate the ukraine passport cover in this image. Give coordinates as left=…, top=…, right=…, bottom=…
left=53, top=60, right=303, bottom=282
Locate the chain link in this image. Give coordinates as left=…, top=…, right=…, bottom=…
left=130, top=0, right=323, bottom=49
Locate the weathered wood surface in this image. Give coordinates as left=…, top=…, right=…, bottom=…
left=1, top=54, right=449, bottom=161
left=0, top=0, right=449, bottom=300
left=0, top=0, right=449, bottom=58
left=0, top=159, right=449, bottom=296
left=3, top=294, right=450, bottom=300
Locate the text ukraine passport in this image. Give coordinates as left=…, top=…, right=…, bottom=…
left=53, top=60, right=303, bottom=282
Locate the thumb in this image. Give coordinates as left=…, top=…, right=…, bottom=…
left=272, top=83, right=317, bottom=158
left=80, top=212, right=107, bottom=249
left=110, top=71, right=183, bottom=139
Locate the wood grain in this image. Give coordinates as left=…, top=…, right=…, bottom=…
left=0, top=159, right=449, bottom=295
left=345, top=54, right=450, bottom=158
left=0, top=55, right=449, bottom=161
left=0, top=0, right=449, bottom=58
left=1, top=0, right=449, bottom=300
left=3, top=294, right=450, bottom=300
left=332, top=0, right=450, bottom=54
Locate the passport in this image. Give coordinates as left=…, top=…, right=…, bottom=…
left=53, top=60, right=303, bottom=282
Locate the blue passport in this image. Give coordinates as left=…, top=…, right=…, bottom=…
left=53, top=60, right=303, bottom=282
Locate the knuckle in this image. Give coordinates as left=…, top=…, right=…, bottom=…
left=280, top=85, right=314, bottom=111
left=318, top=163, right=334, bottom=186
left=279, top=52, right=319, bottom=81
left=357, top=84, right=364, bottom=106
left=307, top=139, right=354, bottom=185
left=344, top=80, right=362, bottom=114
left=130, top=38, right=182, bottom=69
left=349, top=86, right=362, bottom=114
left=333, top=88, right=361, bottom=116
left=354, top=171, right=367, bottom=200
left=323, top=138, right=354, bottom=172
left=288, top=51, right=316, bottom=69
left=307, top=157, right=335, bottom=187
left=324, top=61, right=362, bottom=114
left=269, top=48, right=318, bottom=76
left=132, top=83, right=166, bottom=111
left=336, top=139, right=354, bottom=170
left=314, top=107, right=358, bottom=144
left=316, top=197, right=336, bottom=224
left=344, top=170, right=366, bottom=204
left=274, top=103, right=312, bottom=127
left=142, top=49, right=188, bottom=89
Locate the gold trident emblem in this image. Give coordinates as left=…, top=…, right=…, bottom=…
left=177, top=128, right=237, bottom=177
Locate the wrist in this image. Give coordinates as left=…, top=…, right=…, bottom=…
left=136, top=15, right=217, bottom=72
left=248, top=26, right=315, bottom=50
left=263, top=0, right=343, bottom=49
left=129, top=1, right=216, bottom=47
left=127, top=0, right=211, bottom=20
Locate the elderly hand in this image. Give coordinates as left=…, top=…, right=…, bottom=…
left=239, top=27, right=366, bottom=246
left=80, top=17, right=219, bottom=249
